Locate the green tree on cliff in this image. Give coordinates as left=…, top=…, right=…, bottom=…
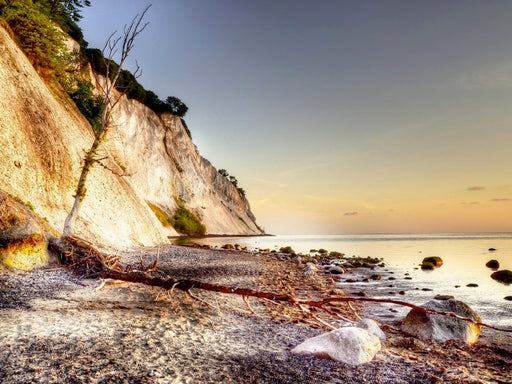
left=0, top=0, right=66, bottom=70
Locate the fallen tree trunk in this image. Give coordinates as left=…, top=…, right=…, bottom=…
left=51, top=235, right=512, bottom=333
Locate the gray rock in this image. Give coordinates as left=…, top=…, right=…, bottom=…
left=291, top=327, right=381, bottom=365
left=401, top=297, right=482, bottom=344
left=329, top=266, right=345, bottom=275
left=304, top=262, right=318, bottom=275
left=356, top=319, right=386, bottom=340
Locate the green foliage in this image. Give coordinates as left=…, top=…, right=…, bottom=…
left=217, top=169, right=247, bottom=197
left=279, top=246, right=295, bottom=254
left=147, top=202, right=174, bottom=227
left=148, top=202, right=206, bottom=236
left=68, top=79, right=104, bottom=135
left=172, top=206, right=206, bottom=236
left=164, top=96, right=188, bottom=117
left=0, top=0, right=66, bottom=70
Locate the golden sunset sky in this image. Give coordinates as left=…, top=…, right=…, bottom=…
left=82, top=1, right=512, bottom=234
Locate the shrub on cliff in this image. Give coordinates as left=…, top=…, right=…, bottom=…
left=68, top=79, right=104, bottom=135
left=0, top=0, right=66, bottom=70
left=172, top=206, right=206, bottom=236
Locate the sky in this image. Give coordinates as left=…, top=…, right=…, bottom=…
left=80, top=0, right=512, bottom=235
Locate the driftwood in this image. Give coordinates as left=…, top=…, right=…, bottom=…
left=52, top=235, right=512, bottom=333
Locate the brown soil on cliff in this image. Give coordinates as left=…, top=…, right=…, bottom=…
left=0, top=245, right=510, bottom=383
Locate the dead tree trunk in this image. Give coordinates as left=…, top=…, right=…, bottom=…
left=63, top=5, right=150, bottom=237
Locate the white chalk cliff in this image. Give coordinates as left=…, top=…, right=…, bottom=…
left=0, top=26, right=262, bottom=247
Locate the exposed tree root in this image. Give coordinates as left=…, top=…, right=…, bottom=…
left=51, top=235, right=512, bottom=333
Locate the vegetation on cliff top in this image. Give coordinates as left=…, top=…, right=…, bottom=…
left=218, top=169, right=247, bottom=198
left=0, top=0, right=189, bottom=122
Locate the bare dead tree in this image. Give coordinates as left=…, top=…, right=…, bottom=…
left=63, top=5, right=151, bottom=237
left=51, top=236, right=512, bottom=334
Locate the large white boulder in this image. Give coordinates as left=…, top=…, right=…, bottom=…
left=291, top=327, right=381, bottom=365
left=401, top=296, right=482, bottom=344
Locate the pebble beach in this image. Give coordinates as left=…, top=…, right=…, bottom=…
left=0, top=245, right=510, bottom=383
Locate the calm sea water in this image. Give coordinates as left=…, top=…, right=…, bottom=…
left=194, top=233, right=512, bottom=327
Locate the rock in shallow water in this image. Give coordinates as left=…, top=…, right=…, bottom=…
left=491, top=270, right=512, bottom=284
left=421, top=256, right=443, bottom=270
left=485, top=259, right=500, bottom=269
left=291, top=327, right=381, bottom=365
left=401, top=297, right=482, bottom=345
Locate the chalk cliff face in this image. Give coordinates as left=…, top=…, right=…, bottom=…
left=0, top=26, right=261, bottom=247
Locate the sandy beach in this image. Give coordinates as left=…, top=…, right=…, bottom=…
left=0, top=245, right=510, bottom=383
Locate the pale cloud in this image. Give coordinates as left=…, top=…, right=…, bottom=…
left=490, top=198, right=512, bottom=202
left=460, top=201, right=479, bottom=205
left=458, top=61, right=512, bottom=89
left=467, top=186, right=485, bottom=191
left=344, top=211, right=358, bottom=216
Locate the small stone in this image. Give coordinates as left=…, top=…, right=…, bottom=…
left=399, top=291, right=406, bottom=295
left=488, top=248, right=497, bottom=251
left=370, top=274, right=381, bottom=280
left=485, top=259, right=500, bottom=269
left=422, top=256, right=443, bottom=267
left=388, top=277, right=396, bottom=280
left=329, top=266, right=345, bottom=275
left=466, top=283, right=478, bottom=288
left=404, top=277, right=412, bottom=280
left=421, top=261, right=435, bottom=270
left=422, top=288, right=433, bottom=291
left=357, top=291, right=367, bottom=297
left=504, top=296, right=512, bottom=301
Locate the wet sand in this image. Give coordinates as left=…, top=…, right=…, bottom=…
left=0, top=245, right=510, bottom=383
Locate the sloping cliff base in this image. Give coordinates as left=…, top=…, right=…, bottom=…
left=0, top=246, right=510, bottom=384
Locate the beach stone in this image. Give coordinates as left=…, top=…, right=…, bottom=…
left=421, top=256, right=443, bottom=269
left=401, top=297, right=482, bottom=344
left=485, top=259, right=500, bottom=269
left=291, top=327, right=381, bottom=365
left=329, top=266, right=345, bottom=274
left=356, top=319, right=386, bottom=340
left=421, top=261, right=435, bottom=270
left=222, top=244, right=234, bottom=250
left=490, top=270, right=512, bottom=284
left=304, top=262, right=318, bottom=275
left=504, top=296, right=512, bottom=301
left=466, top=283, right=478, bottom=287
left=488, top=248, right=497, bottom=251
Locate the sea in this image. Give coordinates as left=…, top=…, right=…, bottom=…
left=193, top=233, right=512, bottom=328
